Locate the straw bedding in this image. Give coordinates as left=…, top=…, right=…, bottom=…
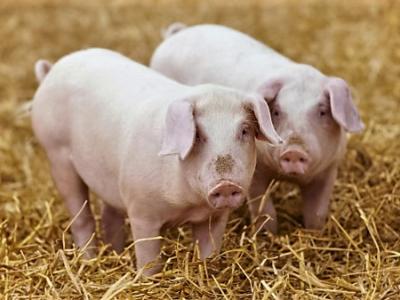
left=0, top=0, right=399, bottom=298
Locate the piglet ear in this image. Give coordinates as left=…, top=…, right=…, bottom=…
left=247, top=96, right=283, bottom=145
left=257, top=79, right=283, bottom=102
left=326, top=77, right=365, bottom=133
left=159, top=99, right=196, bottom=160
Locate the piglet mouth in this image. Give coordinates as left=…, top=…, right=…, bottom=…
left=207, top=180, right=245, bottom=209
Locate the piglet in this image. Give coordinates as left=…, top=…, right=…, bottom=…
left=151, top=24, right=365, bottom=232
left=31, top=48, right=281, bottom=275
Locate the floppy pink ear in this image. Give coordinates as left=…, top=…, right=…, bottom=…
left=326, top=77, right=365, bottom=133
left=257, top=78, right=284, bottom=102
left=159, top=99, right=196, bottom=160
left=247, top=96, right=283, bottom=145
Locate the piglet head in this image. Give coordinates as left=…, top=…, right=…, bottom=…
left=160, top=86, right=282, bottom=209
left=257, top=67, right=364, bottom=179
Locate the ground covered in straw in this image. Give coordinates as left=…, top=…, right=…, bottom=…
left=1, top=0, right=399, bottom=298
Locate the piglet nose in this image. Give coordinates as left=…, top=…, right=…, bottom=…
left=208, top=181, right=244, bottom=209
left=280, top=149, right=310, bottom=175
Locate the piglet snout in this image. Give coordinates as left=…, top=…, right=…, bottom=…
left=280, top=148, right=310, bottom=175
left=208, top=181, right=244, bottom=209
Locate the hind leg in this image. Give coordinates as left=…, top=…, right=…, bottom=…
left=102, top=203, right=126, bottom=253
left=49, top=151, right=97, bottom=257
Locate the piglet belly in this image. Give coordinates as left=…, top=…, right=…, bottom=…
left=70, top=153, right=125, bottom=211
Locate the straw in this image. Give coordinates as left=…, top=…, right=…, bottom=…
left=0, top=0, right=399, bottom=298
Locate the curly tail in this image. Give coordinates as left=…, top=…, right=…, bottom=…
left=34, top=59, right=52, bottom=83
left=162, top=22, right=187, bottom=40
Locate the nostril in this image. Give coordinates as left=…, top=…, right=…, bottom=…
left=280, top=150, right=310, bottom=175
left=208, top=182, right=245, bottom=209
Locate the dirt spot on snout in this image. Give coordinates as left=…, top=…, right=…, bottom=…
left=288, top=135, right=307, bottom=147
left=215, top=154, right=235, bottom=175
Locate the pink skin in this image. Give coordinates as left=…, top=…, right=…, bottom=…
left=31, top=49, right=281, bottom=276
left=249, top=69, right=364, bottom=232
left=150, top=24, right=364, bottom=232
left=125, top=92, right=279, bottom=274
left=208, top=181, right=244, bottom=209
left=34, top=59, right=52, bottom=83
left=279, top=146, right=309, bottom=175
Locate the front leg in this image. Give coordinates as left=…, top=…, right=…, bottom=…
left=128, top=216, right=163, bottom=276
left=247, top=165, right=277, bottom=234
left=192, top=210, right=230, bottom=259
left=102, top=203, right=126, bottom=253
left=301, top=164, right=338, bottom=230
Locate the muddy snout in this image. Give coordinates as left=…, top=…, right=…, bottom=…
left=279, top=146, right=310, bottom=175
left=208, top=181, right=245, bottom=209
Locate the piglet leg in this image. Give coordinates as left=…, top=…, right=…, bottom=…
left=129, top=216, right=162, bottom=276
left=192, top=210, right=230, bottom=259
left=247, top=166, right=277, bottom=234
left=102, top=204, right=126, bottom=253
left=301, top=165, right=338, bottom=230
left=49, top=152, right=97, bottom=257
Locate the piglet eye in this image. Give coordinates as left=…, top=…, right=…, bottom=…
left=196, top=131, right=205, bottom=143
left=319, top=110, right=327, bottom=117
left=272, top=109, right=279, bottom=117
left=239, top=125, right=253, bottom=141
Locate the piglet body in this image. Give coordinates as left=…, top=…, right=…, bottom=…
left=32, top=48, right=281, bottom=275
left=151, top=24, right=364, bottom=232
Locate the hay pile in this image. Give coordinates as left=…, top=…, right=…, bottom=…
left=1, top=0, right=399, bottom=298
